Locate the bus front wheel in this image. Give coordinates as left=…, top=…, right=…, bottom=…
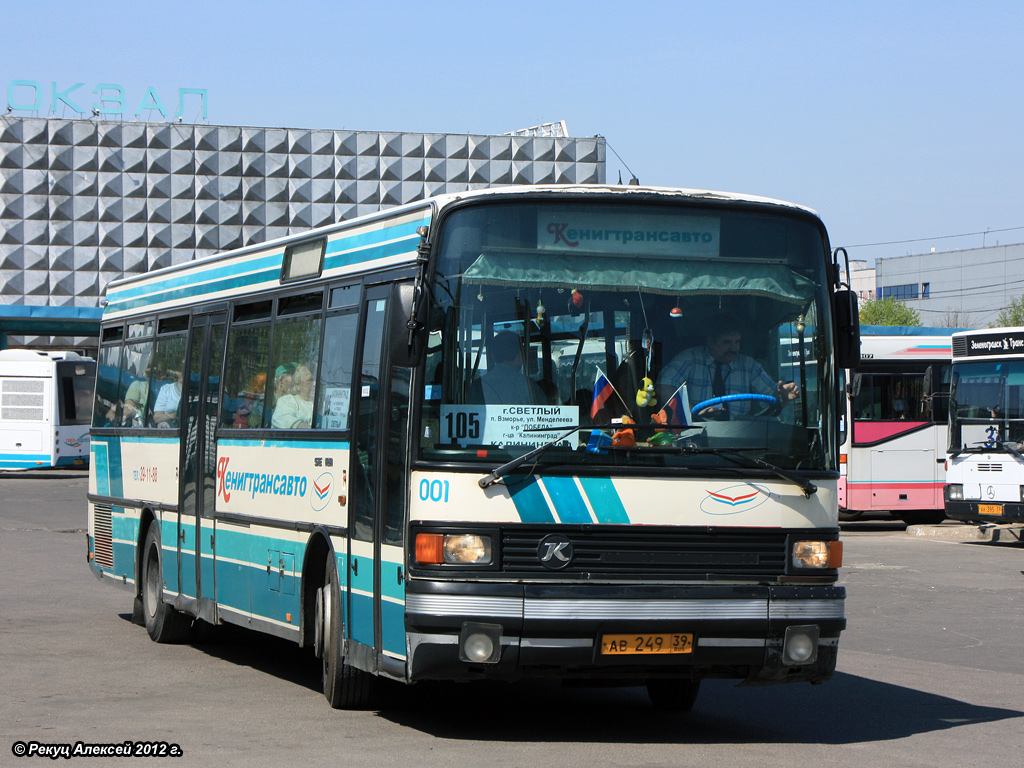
left=320, top=557, right=372, bottom=709
left=141, top=524, right=191, bottom=643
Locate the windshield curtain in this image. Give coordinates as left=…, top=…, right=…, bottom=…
left=417, top=200, right=837, bottom=472
left=950, top=359, right=1024, bottom=450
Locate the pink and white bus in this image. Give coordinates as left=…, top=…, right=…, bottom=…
left=839, top=327, right=958, bottom=525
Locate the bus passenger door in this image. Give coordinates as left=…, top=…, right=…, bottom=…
left=178, top=312, right=226, bottom=611
left=347, top=287, right=409, bottom=677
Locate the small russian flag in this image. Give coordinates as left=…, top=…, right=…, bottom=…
left=591, top=368, right=615, bottom=419
left=660, top=382, right=692, bottom=427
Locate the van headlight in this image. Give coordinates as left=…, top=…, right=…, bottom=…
left=946, top=484, right=964, bottom=501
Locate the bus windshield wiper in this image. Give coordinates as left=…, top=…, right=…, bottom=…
left=478, top=424, right=591, bottom=488
left=478, top=422, right=644, bottom=488
left=673, top=445, right=818, bottom=498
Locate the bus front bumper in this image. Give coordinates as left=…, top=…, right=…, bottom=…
left=945, top=500, right=1024, bottom=525
left=404, top=581, right=844, bottom=686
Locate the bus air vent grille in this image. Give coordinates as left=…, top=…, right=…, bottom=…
left=501, top=527, right=789, bottom=579
left=93, top=504, right=114, bottom=569
left=951, top=337, right=968, bottom=358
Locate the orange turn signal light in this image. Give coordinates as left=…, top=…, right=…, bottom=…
left=828, top=540, right=843, bottom=569
left=415, top=533, right=445, bottom=564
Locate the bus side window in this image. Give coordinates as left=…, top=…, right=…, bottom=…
left=268, top=315, right=321, bottom=429
left=120, top=341, right=154, bottom=428
left=93, top=344, right=123, bottom=428
left=316, top=313, right=358, bottom=430
left=147, top=336, right=188, bottom=429
left=222, top=324, right=270, bottom=429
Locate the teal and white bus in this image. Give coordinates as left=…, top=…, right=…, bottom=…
left=1, top=349, right=94, bottom=470
left=87, top=185, right=859, bottom=710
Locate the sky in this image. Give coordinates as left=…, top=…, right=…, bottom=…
left=4, top=0, right=1024, bottom=266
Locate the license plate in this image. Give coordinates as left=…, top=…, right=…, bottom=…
left=600, top=633, right=694, bottom=655
left=979, top=504, right=1003, bottom=515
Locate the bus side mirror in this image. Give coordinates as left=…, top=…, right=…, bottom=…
left=834, top=289, right=860, bottom=370
left=924, top=365, right=934, bottom=396
left=389, top=282, right=428, bottom=368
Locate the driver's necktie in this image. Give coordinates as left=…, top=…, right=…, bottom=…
left=712, top=362, right=726, bottom=398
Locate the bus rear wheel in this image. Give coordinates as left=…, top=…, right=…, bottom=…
left=320, top=557, right=372, bottom=709
left=899, top=511, right=946, bottom=526
left=646, top=678, right=701, bottom=712
left=141, top=524, right=191, bottom=643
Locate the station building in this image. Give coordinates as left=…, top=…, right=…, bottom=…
left=0, top=116, right=606, bottom=350
left=873, top=243, right=1024, bottom=328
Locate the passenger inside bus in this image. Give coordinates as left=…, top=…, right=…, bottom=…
left=151, top=369, right=183, bottom=428
left=121, top=361, right=150, bottom=428
left=657, top=315, right=799, bottom=420
left=232, top=372, right=266, bottom=428
left=272, top=363, right=315, bottom=428
left=253, top=363, right=295, bottom=428
left=469, top=331, right=548, bottom=405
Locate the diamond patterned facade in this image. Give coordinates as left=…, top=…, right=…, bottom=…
left=0, top=117, right=605, bottom=345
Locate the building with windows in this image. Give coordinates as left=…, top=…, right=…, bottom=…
left=0, top=116, right=606, bottom=349
left=873, top=243, right=1024, bottom=327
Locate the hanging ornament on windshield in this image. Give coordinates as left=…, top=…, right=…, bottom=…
left=670, top=298, right=683, bottom=318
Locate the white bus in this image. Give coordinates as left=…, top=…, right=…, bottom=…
left=87, top=185, right=858, bottom=711
left=840, top=328, right=955, bottom=525
left=0, top=349, right=94, bottom=470
left=945, top=326, right=1024, bottom=525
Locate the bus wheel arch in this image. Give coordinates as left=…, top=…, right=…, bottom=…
left=318, top=544, right=372, bottom=708
left=130, top=509, right=159, bottom=626
left=139, top=518, right=191, bottom=643
left=299, top=530, right=332, bottom=650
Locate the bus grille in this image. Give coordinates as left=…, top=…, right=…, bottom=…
left=92, top=504, right=114, bottom=569
left=500, top=527, right=789, bottom=579
left=951, top=337, right=968, bottom=358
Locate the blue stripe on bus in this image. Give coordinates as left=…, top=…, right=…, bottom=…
left=540, top=477, right=594, bottom=524
left=106, top=219, right=428, bottom=312
left=382, top=599, right=406, bottom=658
left=92, top=440, right=110, bottom=497
left=379, top=561, right=406, bottom=604
left=507, top=476, right=556, bottom=523
left=108, top=252, right=283, bottom=303
left=218, top=438, right=351, bottom=450
left=0, top=453, right=52, bottom=467
left=579, top=477, right=631, bottom=524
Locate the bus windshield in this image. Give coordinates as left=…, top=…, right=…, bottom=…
left=950, top=359, right=1024, bottom=451
left=418, top=199, right=837, bottom=472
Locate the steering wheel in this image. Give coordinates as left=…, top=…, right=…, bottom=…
left=691, top=393, right=778, bottom=419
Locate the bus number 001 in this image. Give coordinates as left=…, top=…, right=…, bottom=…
left=419, top=479, right=450, bottom=503
left=444, top=411, right=480, bottom=440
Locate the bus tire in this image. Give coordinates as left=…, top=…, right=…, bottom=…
left=141, top=524, right=191, bottom=643
left=646, top=678, right=701, bottom=712
left=838, top=509, right=864, bottom=522
left=899, top=511, right=946, bottom=526
left=321, top=557, right=372, bottom=709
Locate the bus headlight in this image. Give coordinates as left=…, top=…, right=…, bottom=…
left=946, top=484, right=964, bottom=501
left=415, top=533, right=493, bottom=565
left=791, top=540, right=842, bottom=569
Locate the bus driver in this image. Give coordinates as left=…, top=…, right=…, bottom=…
left=659, top=316, right=799, bottom=419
